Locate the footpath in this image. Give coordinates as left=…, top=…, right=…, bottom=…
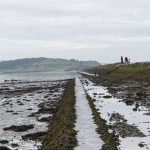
left=74, top=77, right=103, bottom=150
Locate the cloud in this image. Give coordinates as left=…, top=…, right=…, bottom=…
left=0, top=0, right=150, bottom=62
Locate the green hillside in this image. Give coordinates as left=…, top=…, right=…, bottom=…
left=0, top=57, right=100, bottom=73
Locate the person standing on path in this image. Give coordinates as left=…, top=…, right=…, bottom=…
left=121, top=56, right=124, bottom=64
left=125, top=57, right=128, bottom=64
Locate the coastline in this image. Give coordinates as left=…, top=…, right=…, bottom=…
left=0, top=62, right=150, bottom=150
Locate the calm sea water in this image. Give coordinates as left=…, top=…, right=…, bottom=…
left=0, top=71, right=80, bottom=82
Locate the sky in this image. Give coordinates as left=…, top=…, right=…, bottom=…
left=0, top=0, right=150, bottom=63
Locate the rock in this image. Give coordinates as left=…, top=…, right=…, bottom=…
left=138, top=143, right=144, bottom=147
left=113, top=122, right=146, bottom=138
left=0, top=147, right=11, bottom=150
left=135, top=103, right=139, bottom=108
left=6, top=110, right=14, bottom=113
left=26, top=108, right=32, bottom=110
left=93, top=99, right=96, bottom=102
left=0, top=140, right=9, bottom=144
left=125, top=100, right=134, bottom=106
left=11, top=143, right=19, bottom=148
left=3, top=124, right=34, bottom=132
left=38, top=117, right=51, bottom=122
left=133, top=108, right=137, bottom=111
left=110, top=113, right=126, bottom=123
left=12, top=112, right=18, bottom=115
left=22, top=131, right=47, bottom=141
left=93, top=93, right=97, bottom=95
left=103, top=95, right=112, bottom=99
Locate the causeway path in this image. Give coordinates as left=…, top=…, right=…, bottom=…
left=74, top=77, right=103, bottom=150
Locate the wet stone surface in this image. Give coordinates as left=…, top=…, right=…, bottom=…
left=81, top=77, right=150, bottom=150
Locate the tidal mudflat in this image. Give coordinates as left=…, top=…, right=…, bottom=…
left=81, top=77, right=150, bottom=150
left=0, top=80, right=67, bottom=150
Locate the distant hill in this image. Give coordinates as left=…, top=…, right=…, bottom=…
left=0, top=58, right=100, bottom=73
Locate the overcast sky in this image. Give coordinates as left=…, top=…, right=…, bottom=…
left=0, top=0, right=150, bottom=63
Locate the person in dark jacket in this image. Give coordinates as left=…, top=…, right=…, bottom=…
left=125, top=57, right=128, bottom=64
left=121, top=56, right=124, bottom=64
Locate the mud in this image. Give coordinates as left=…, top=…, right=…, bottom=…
left=81, top=75, right=150, bottom=149
left=0, top=80, right=67, bottom=150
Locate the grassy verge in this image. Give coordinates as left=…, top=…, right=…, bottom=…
left=85, top=62, right=150, bottom=83
left=41, top=79, right=77, bottom=150
left=86, top=94, right=119, bottom=150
